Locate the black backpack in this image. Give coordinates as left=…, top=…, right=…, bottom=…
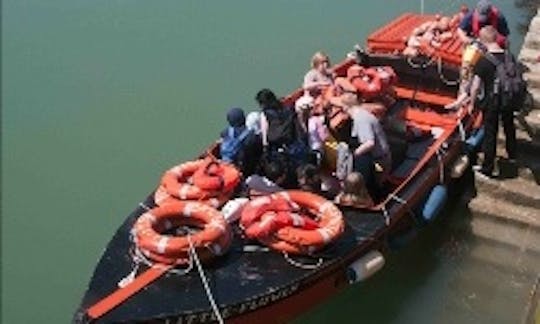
left=484, top=51, right=528, bottom=111
left=264, top=107, right=296, bottom=146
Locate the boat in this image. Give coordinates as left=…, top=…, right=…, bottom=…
left=74, top=11, right=482, bottom=324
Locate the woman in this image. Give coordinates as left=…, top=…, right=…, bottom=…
left=295, top=94, right=329, bottom=165
left=303, top=51, right=334, bottom=97
left=256, top=88, right=308, bottom=185
left=335, top=172, right=374, bottom=208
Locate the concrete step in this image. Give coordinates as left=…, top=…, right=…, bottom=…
left=473, top=172, right=540, bottom=209
left=523, top=32, right=540, bottom=51
left=519, top=48, right=540, bottom=65
left=468, top=194, right=540, bottom=229
left=523, top=110, right=540, bottom=136
left=525, top=73, right=540, bottom=91
left=469, top=240, right=540, bottom=278
left=442, top=257, right=537, bottom=324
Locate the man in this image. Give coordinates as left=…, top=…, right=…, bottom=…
left=457, top=0, right=509, bottom=47
left=469, top=26, right=516, bottom=178
left=338, top=90, right=390, bottom=198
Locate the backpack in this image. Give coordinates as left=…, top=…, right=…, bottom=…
left=264, top=108, right=296, bottom=146
left=484, top=51, right=527, bottom=111
left=220, top=127, right=252, bottom=163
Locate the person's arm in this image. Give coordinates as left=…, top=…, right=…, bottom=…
left=354, top=140, right=375, bottom=156
left=467, top=75, right=482, bottom=113
left=457, top=13, right=473, bottom=44
left=260, top=112, right=269, bottom=147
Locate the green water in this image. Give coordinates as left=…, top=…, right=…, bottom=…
left=1, top=1, right=531, bottom=323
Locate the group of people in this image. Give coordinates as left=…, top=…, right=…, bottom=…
left=445, top=0, right=519, bottom=178
left=218, top=0, right=519, bottom=208
left=218, top=49, right=396, bottom=208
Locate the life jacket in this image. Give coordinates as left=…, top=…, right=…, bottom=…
left=471, top=7, right=506, bottom=47
left=220, top=126, right=252, bottom=163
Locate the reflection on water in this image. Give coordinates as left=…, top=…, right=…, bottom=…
left=296, top=178, right=540, bottom=324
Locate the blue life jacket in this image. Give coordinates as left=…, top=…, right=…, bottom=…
left=220, top=126, right=252, bottom=163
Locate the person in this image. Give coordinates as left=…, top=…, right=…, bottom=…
left=334, top=172, right=374, bottom=208
left=244, top=159, right=286, bottom=196
left=257, top=88, right=308, bottom=177
left=333, top=88, right=390, bottom=199
left=220, top=107, right=258, bottom=174
left=303, top=51, right=334, bottom=97
left=295, top=94, right=329, bottom=165
left=469, top=26, right=516, bottom=178
left=457, top=0, right=509, bottom=47
left=296, top=164, right=322, bottom=193
left=403, top=16, right=453, bottom=57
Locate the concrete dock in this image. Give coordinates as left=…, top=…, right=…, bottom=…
left=467, top=8, right=540, bottom=324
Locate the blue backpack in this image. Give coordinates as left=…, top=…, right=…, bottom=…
left=220, top=127, right=252, bottom=163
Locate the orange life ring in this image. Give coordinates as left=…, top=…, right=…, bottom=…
left=160, top=160, right=215, bottom=201
left=133, top=201, right=232, bottom=265
left=241, top=191, right=344, bottom=255
left=154, top=184, right=229, bottom=208
left=192, top=160, right=241, bottom=193
left=348, top=65, right=382, bottom=99
left=372, top=66, right=397, bottom=87
left=240, top=193, right=319, bottom=239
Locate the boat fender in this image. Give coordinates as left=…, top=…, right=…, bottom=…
left=221, top=197, right=249, bottom=223
left=346, top=250, right=385, bottom=284
left=450, top=154, right=470, bottom=179
left=421, top=185, right=448, bottom=223
left=465, top=127, right=484, bottom=151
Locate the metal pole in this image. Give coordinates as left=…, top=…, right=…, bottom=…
left=421, top=0, right=424, bottom=14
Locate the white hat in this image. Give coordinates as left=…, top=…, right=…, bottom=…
left=295, top=94, right=314, bottom=112
left=245, top=111, right=261, bottom=134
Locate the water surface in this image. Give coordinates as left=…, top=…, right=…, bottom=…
left=1, top=1, right=533, bottom=323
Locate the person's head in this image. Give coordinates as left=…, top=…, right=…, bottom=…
left=296, top=164, right=321, bottom=192
left=311, top=51, right=330, bottom=71
left=255, top=88, right=281, bottom=110
left=437, top=16, right=451, bottom=31
left=263, top=159, right=286, bottom=185
left=478, top=25, right=498, bottom=45
left=226, top=107, right=246, bottom=128
left=343, top=172, right=370, bottom=196
left=476, top=0, right=492, bottom=23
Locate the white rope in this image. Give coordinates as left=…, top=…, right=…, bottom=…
left=407, top=56, right=435, bottom=69
left=133, top=245, right=194, bottom=275
left=187, top=235, right=224, bottom=324
left=139, top=202, right=151, bottom=211
left=381, top=206, right=390, bottom=226
left=388, top=193, right=407, bottom=205
left=457, top=119, right=466, bottom=141
left=437, top=56, right=459, bottom=86
left=435, top=148, right=445, bottom=184
left=282, top=252, right=323, bottom=270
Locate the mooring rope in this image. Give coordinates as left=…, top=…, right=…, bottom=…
left=188, top=235, right=224, bottom=324
left=282, top=252, right=324, bottom=270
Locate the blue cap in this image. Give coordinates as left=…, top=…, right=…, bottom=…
left=226, top=107, right=245, bottom=127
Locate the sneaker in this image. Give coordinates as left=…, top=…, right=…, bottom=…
left=474, top=168, right=497, bottom=179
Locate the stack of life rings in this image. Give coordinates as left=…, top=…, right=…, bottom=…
left=132, top=201, right=232, bottom=265
left=240, top=190, right=344, bottom=255
left=145, top=158, right=239, bottom=265
left=154, top=159, right=241, bottom=208
left=347, top=64, right=397, bottom=100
